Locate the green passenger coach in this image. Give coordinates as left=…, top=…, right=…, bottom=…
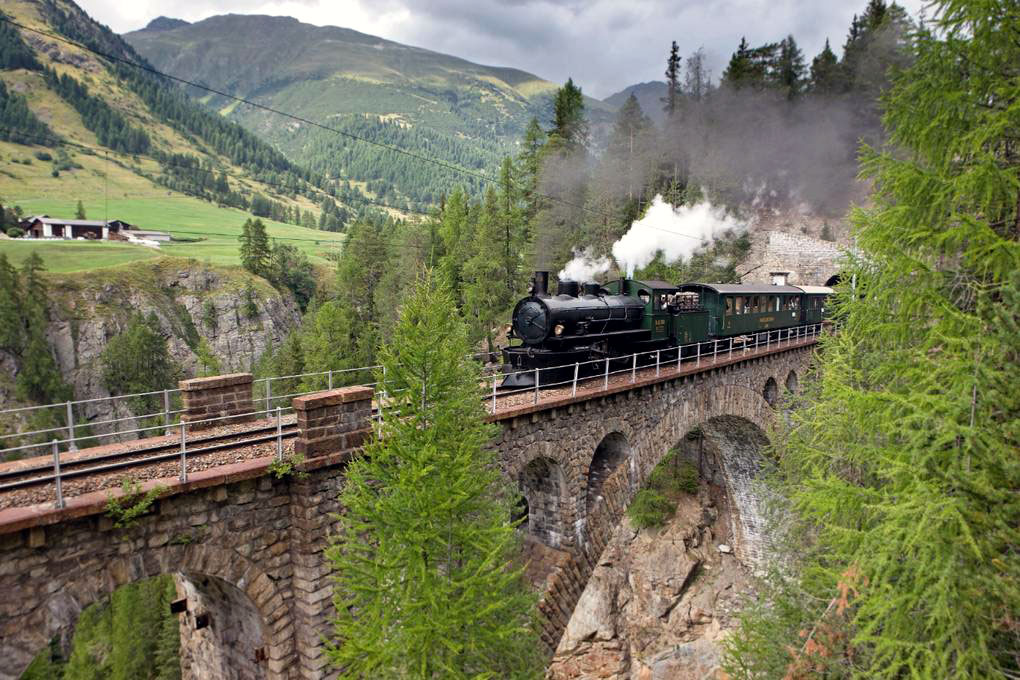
left=676, top=283, right=819, bottom=337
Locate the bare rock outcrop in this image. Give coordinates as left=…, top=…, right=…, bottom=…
left=549, top=488, right=753, bottom=680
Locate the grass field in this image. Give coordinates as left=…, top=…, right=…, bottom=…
left=0, top=195, right=345, bottom=271
left=0, top=240, right=161, bottom=272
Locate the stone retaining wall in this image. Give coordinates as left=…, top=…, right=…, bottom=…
left=179, top=373, right=255, bottom=430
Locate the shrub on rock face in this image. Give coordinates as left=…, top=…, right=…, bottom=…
left=627, top=489, right=673, bottom=529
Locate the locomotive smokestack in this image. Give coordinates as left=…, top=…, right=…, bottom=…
left=557, top=280, right=580, bottom=297
left=532, top=271, right=549, bottom=297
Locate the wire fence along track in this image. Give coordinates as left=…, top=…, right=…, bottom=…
left=485, top=323, right=825, bottom=412
left=0, top=366, right=379, bottom=459
left=0, top=325, right=824, bottom=509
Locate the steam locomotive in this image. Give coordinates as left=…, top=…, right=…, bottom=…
left=500, top=271, right=831, bottom=388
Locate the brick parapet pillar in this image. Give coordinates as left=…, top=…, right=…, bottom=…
left=291, top=386, right=374, bottom=459
left=287, top=385, right=373, bottom=679
left=179, top=373, right=255, bottom=431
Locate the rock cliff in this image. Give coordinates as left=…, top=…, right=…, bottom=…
left=548, top=485, right=752, bottom=680
left=1, top=258, right=301, bottom=439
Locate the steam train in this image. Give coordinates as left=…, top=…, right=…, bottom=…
left=500, top=271, right=832, bottom=389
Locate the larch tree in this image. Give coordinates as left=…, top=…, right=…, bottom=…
left=327, top=270, right=542, bottom=679
left=725, top=1, right=1020, bottom=677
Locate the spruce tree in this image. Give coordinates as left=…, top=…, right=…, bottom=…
left=809, top=39, right=842, bottom=95
left=775, top=35, right=806, bottom=98
left=327, top=271, right=542, bottom=678
left=549, top=78, right=588, bottom=150
left=663, top=40, right=682, bottom=116
left=75, top=200, right=86, bottom=220
left=725, top=1, right=1020, bottom=677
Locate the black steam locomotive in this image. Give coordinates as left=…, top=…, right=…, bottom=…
left=500, top=271, right=831, bottom=388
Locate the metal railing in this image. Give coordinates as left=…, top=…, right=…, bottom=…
left=484, top=323, right=825, bottom=414
left=0, top=365, right=380, bottom=460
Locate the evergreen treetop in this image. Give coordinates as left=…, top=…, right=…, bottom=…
left=549, top=78, right=588, bottom=150
left=663, top=40, right=682, bottom=116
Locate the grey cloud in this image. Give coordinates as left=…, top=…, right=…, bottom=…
left=80, top=0, right=926, bottom=98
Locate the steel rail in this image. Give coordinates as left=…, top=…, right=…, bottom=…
left=0, top=427, right=300, bottom=492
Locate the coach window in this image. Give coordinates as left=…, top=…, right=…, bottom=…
left=725, top=297, right=733, bottom=316
left=773, top=296, right=781, bottom=311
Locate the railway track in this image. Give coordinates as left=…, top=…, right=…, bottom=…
left=0, top=423, right=299, bottom=493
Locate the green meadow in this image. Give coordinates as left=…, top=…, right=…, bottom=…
left=1, top=196, right=344, bottom=272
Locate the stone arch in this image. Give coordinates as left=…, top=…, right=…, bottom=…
left=3, top=543, right=293, bottom=680
left=762, top=377, right=779, bottom=407
left=585, top=432, right=630, bottom=518
left=518, top=455, right=569, bottom=548
left=786, top=370, right=799, bottom=393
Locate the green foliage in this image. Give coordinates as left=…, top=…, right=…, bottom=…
left=40, top=574, right=181, bottom=680
left=201, top=298, right=217, bottom=331
left=238, top=218, right=270, bottom=277
left=627, top=489, right=673, bottom=529
left=44, top=68, right=150, bottom=155
left=628, top=449, right=700, bottom=528
left=194, top=337, right=221, bottom=377
left=725, top=2, right=1020, bottom=677
left=242, top=284, right=259, bottom=320
left=75, top=200, right=86, bottom=220
left=0, top=10, right=41, bottom=70
left=549, top=78, right=588, bottom=150
left=327, top=271, right=542, bottom=678
left=266, top=241, right=316, bottom=311
left=100, top=313, right=181, bottom=414
left=104, top=479, right=166, bottom=529
left=0, top=253, right=72, bottom=405
left=0, top=79, right=55, bottom=147
left=6, top=226, right=23, bottom=238
left=267, top=452, right=307, bottom=479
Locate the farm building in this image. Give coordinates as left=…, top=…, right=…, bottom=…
left=19, top=216, right=167, bottom=242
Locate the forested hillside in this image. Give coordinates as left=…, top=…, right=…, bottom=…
left=124, top=14, right=616, bottom=209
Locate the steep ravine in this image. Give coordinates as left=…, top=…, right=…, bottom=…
left=550, top=418, right=772, bottom=679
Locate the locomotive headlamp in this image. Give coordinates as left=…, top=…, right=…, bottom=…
left=554, top=323, right=564, bottom=336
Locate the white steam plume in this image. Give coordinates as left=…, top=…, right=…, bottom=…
left=557, top=247, right=611, bottom=282
left=612, top=195, right=745, bottom=277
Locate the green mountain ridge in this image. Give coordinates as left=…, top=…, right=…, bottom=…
left=124, top=14, right=617, bottom=206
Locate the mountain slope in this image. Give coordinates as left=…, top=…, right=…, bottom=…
left=125, top=15, right=614, bottom=205
left=602, top=81, right=667, bottom=125
left=0, top=0, right=362, bottom=230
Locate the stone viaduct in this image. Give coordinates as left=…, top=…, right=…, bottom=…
left=0, top=336, right=818, bottom=679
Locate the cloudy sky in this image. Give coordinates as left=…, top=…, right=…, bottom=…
left=78, top=0, right=926, bottom=98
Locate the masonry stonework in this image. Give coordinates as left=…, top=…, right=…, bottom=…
left=0, top=383, right=376, bottom=680
left=746, top=230, right=845, bottom=286
left=179, top=373, right=255, bottom=430
left=292, top=387, right=373, bottom=458
left=493, top=346, right=815, bottom=649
